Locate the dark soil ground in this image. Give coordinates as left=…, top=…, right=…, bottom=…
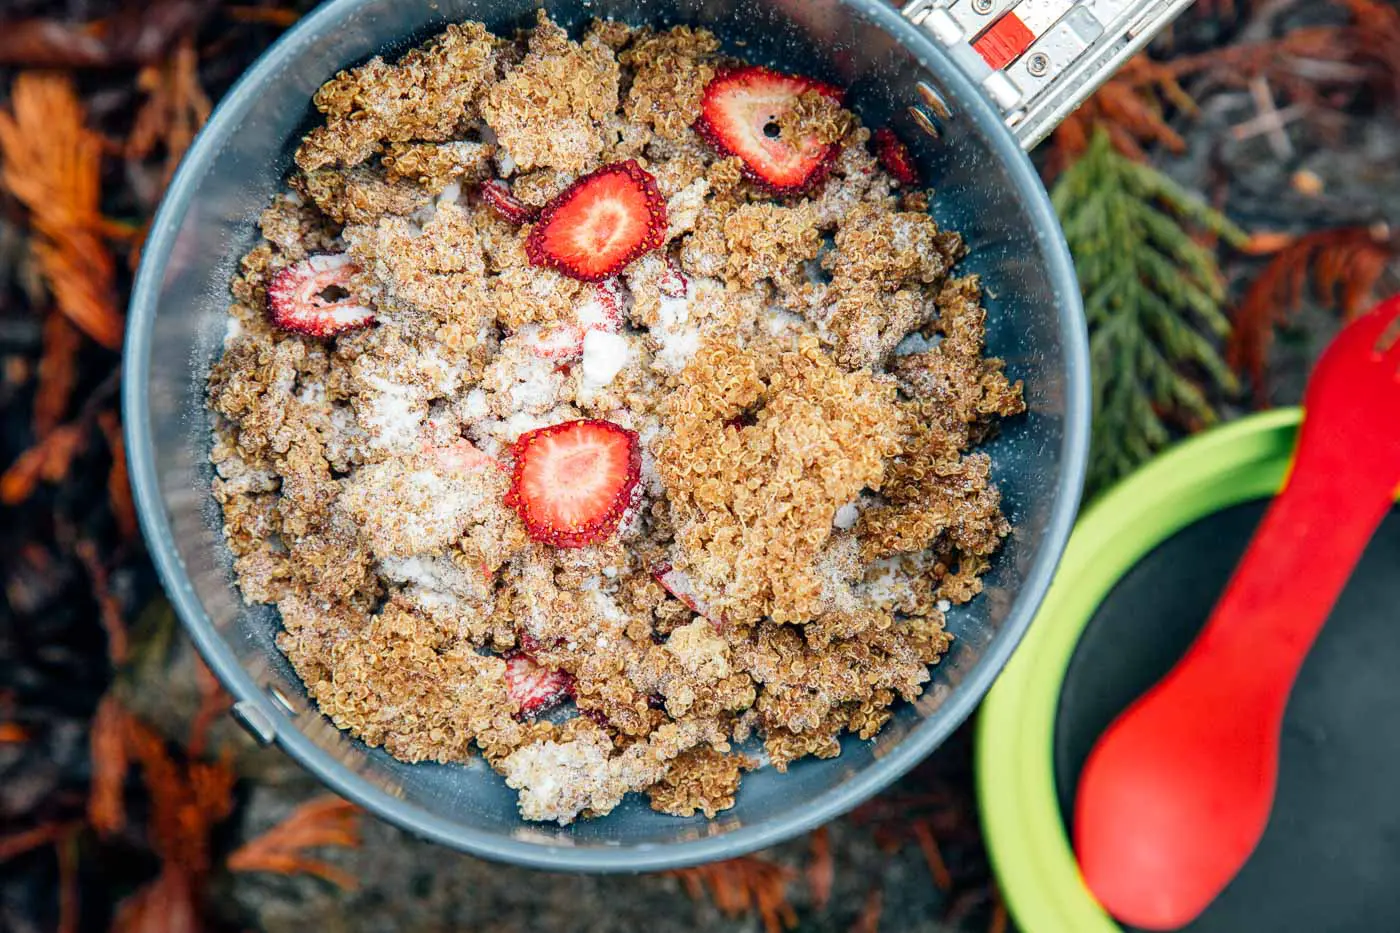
left=1, top=1, right=1396, bottom=931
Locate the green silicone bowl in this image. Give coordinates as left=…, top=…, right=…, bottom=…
left=975, top=408, right=1305, bottom=932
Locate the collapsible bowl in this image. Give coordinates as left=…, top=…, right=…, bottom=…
left=979, top=408, right=1400, bottom=932
left=123, top=0, right=1181, bottom=870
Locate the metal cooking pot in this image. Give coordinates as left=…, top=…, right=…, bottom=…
left=124, top=0, right=1179, bottom=871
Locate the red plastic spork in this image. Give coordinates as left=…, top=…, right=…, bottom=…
left=1074, top=295, right=1400, bottom=930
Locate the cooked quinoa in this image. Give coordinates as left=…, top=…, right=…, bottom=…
left=206, top=12, right=1025, bottom=825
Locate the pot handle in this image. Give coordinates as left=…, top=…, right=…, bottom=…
left=899, top=0, right=1194, bottom=150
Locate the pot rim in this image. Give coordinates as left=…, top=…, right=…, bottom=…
left=976, top=408, right=1305, bottom=930
left=123, top=0, right=1090, bottom=871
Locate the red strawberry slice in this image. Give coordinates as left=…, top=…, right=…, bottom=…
left=434, top=438, right=501, bottom=473
left=694, top=66, right=844, bottom=195
left=652, top=562, right=724, bottom=630
left=520, top=323, right=588, bottom=360
left=480, top=179, right=539, bottom=225
left=659, top=256, right=689, bottom=299
left=267, top=254, right=374, bottom=337
left=872, top=127, right=920, bottom=186
left=583, top=278, right=627, bottom=331
left=503, top=652, right=574, bottom=718
left=505, top=419, right=641, bottom=548
left=526, top=161, right=667, bottom=282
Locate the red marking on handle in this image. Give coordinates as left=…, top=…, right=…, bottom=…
left=973, top=13, right=1035, bottom=69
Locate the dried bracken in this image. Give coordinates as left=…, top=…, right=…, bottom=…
left=226, top=796, right=363, bottom=890
left=0, top=73, right=122, bottom=348
left=1228, top=224, right=1397, bottom=403
left=668, top=856, right=799, bottom=933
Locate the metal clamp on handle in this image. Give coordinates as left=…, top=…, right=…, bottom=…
left=901, top=0, right=1195, bottom=150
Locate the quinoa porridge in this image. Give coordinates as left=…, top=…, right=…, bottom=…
left=206, top=12, right=1025, bottom=824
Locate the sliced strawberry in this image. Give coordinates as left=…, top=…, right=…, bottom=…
left=652, top=562, right=724, bottom=630
left=267, top=254, right=374, bottom=337
left=694, top=66, right=844, bottom=195
left=582, top=278, right=627, bottom=331
left=434, top=438, right=501, bottom=473
left=480, top=179, right=539, bottom=225
left=505, top=419, right=641, bottom=548
left=659, top=255, right=689, bottom=299
left=503, top=652, right=573, bottom=718
left=520, top=323, right=588, bottom=360
left=526, top=161, right=667, bottom=281
left=872, top=128, right=920, bottom=186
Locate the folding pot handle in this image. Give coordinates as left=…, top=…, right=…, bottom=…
left=900, top=0, right=1194, bottom=150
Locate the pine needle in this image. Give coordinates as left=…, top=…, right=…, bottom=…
left=668, top=856, right=799, bottom=933
left=0, top=73, right=122, bottom=349
left=1228, top=224, right=1397, bottom=404
left=806, top=826, right=834, bottom=910
left=226, top=796, right=363, bottom=890
left=1053, top=129, right=1246, bottom=493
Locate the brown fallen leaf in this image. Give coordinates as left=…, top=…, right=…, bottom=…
left=668, top=856, right=799, bottom=933
left=0, top=73, right=122, bottom=348
left=0, top=0, right=220, bottom=69
left=88, top=693, right=131, bottom=838
left=1229, top=224, right=1397, bottom=404
left=34, top=312, right=81, bottom=439
left=226, top=796, right=363, bottom=890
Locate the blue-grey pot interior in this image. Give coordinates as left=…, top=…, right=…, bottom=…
left=124, top=0, right=1088, bottom=871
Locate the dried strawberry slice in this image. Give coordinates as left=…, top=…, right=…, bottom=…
left=434, top=438, right=501, bottom=473
left=526, top=161, right=668, bottom=281
left=480, top=179, right=539, bottom=225
left=659, top=256, right=689, bottom=299
left=694, top=66, right=844, bottom=195
left=872, top=127, right=920, bottom=186
left=520, top=323, right=588, bottom=360
left=505, top=419, right=641, bottom=548
left=266, top=254, right=374, bottom=337
left=652, top=562, right=726, bottom=630
left=503, top=652, right=573, bottom=719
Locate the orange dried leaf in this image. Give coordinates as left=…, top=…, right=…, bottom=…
left=1228, top=226, right=1397, bottom=404
left=74, top=538, right=129, bottom=663
left=851, top=888, right=883, bottom=933
left=1, top=423, right=87, bottom=505
left=34, top=312, right=81, bottom=439
left=0, top=722, right=27, bottom=743
left=89, top=693, right=131, bottom=837
left=0, top=821, right=78, bottom=861
left=98, top=410, right=138, bottom=539
left=913, top=820, right=954, bottom=892
left=225, top=5, right=302, bottom=27
left=111, top=867, right=201, bottom=933
left=0, top=72, right=122, bottom=348
left=806, top=825, right=834, bottom=910
left=668, top=856, right=798, bottom=933
left=226, top=796, right=363, bottom=891
left=127, top=39, right=212, bottom=192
